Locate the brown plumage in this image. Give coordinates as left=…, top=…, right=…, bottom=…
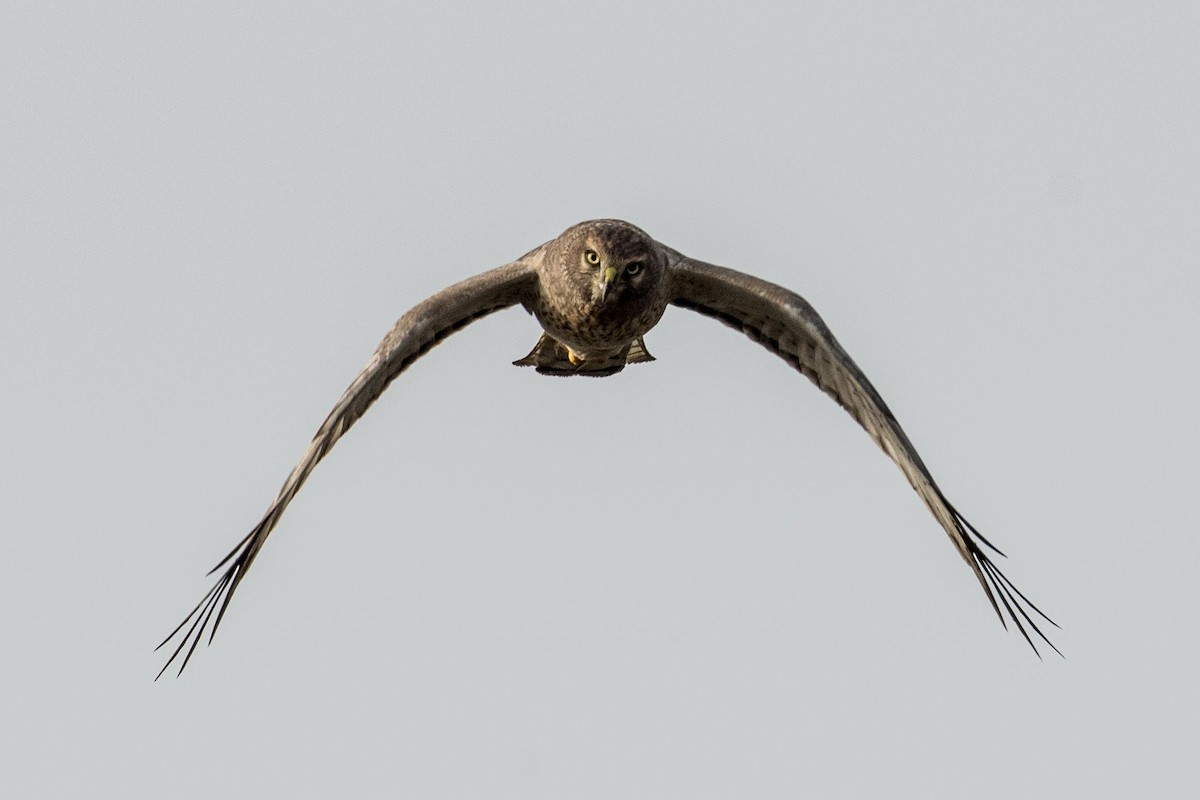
left=156, top=219, right=1057, bottom=678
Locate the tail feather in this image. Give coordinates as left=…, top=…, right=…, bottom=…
left=512, top=332, right=654, bottom=377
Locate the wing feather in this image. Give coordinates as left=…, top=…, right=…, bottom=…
left=666, top=253, right=1058, bottom=656
left=156, top=260, right=538, bottom=677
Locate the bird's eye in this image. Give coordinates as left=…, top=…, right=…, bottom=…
left=584, top=249, right=600, bottom=265
left=626, top=262, right=643, bottom=276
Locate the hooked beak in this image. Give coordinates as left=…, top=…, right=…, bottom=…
left=599, top=266, right=618, bottom=303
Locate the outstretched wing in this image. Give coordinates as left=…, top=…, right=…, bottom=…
left=157, top=259, right=539, bottom=678
left=665, top=252, right=1058, bottom=656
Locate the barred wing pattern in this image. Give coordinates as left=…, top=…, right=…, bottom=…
left=156, top=261, right=538, bottom=678
left=666, top=253, right=1058, bottom=656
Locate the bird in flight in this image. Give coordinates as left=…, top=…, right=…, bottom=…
left=157, top=219, right=1057, bottom=678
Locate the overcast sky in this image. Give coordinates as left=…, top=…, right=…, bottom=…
left=3, top=2, right=1198, bottom=797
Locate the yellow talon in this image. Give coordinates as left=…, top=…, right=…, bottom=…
left=567, top=348, right=582, bottom=365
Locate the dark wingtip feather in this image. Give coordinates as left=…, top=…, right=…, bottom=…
left=207, top=528, right=257, bottom=576
left=155, top=538, right=254, bottom=679
left=947, top=503, right=1007, bottom=558
left=957, top=513, right=1062, bottom=659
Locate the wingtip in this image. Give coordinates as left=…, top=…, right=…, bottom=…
left=974, top=551, right=1062, bottom=659
left=155, top=549, right=247, bottom=680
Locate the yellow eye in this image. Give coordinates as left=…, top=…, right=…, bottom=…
left=584, top=249, right=600, bottom=265
left=626, top=262, right=643, bottom=276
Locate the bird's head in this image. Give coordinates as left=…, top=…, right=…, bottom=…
left=562, top=219, right=664, bottom=306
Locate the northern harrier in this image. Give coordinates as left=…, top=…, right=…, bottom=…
left=157, top=219, right=1057, bottom=677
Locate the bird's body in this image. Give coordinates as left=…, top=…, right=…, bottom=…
left=157, top=219, right=1057, bottom=678
left=520, top=219, right=669, bottom=374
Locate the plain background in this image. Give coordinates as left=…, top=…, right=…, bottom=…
left=3, top=2, right=1197, bottom=797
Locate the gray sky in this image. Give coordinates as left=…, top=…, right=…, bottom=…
left=3, top=2, right=1197, bottom=797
